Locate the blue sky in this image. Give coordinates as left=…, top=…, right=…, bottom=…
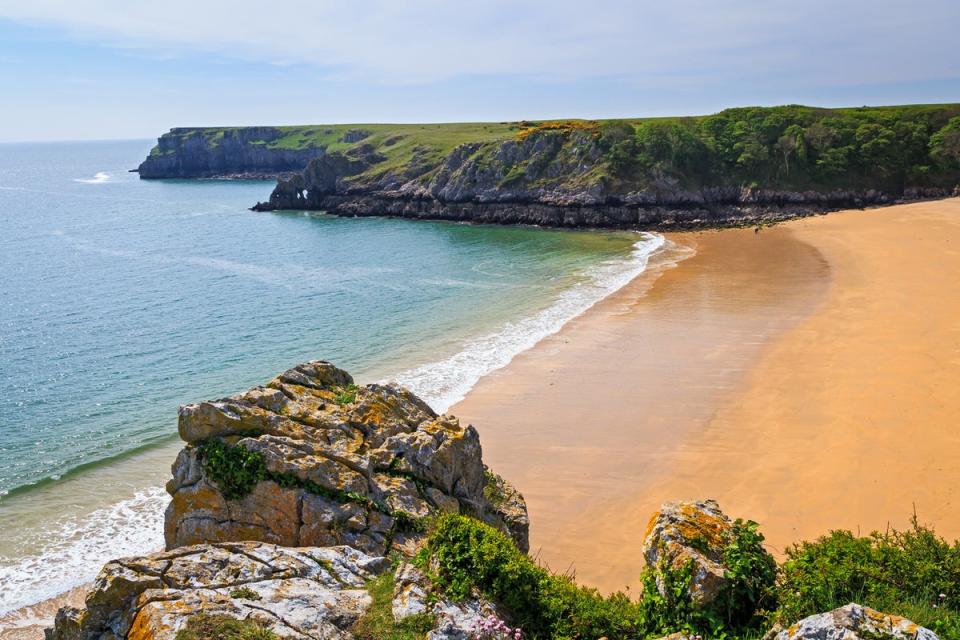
left=0, top=0, right=958, bottom=142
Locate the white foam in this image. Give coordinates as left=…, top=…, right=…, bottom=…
left=0, top=487, right=167, bottom=615
left=0, top=232, right=685, bottom=615
left=73, top=171, right=110, bottom=184
left=390, top=232, right=677, bottom=413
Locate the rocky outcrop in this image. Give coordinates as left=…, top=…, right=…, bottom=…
left=137, top=128, right=325, bottom=179
left=164, top=360, right=528, bottom=556
left=772, top=603, right=939, bottom=640
left=48, top=542, right=384, bottom=640
left=47, top=543, right=504, bottom=640
left=641, top=499, right=739, bottom=606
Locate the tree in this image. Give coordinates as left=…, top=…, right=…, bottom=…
left=930, top=117, right=960, bottom=168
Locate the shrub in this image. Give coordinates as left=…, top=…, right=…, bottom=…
left=776, top=517, right=960, bottom=636
left=351, top=569, right=436, bottom=640
left=419, top=514, right=642, bottom=640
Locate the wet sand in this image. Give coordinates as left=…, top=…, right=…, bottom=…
left=453, top=198, right=960, bottom=593
left=7, top=199, right=960, bottom=631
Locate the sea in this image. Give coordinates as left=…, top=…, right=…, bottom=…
left=0, top=139, right=667, bottom=613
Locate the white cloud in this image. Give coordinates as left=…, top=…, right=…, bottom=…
left=0, top=0, right=957, bottom=86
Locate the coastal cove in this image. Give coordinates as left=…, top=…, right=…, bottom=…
left=1, top=139, right=959, bottom=639
left=0, top=140, right=665, bottom=622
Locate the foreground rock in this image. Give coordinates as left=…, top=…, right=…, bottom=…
left=642, top=499, right=743, bottom=606
left=47, top=543, right=502, bottom=640
left=48, top=543, right=384, bottom=640
left=164, top=361, right=528, bottom=555
left=772, top=603, right=939, bottom=640
left=392, top=563, right=500, bottom=640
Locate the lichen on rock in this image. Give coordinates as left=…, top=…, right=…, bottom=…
left=772, top=603, right=939, bottom=640
left=642, top=499, right=735, bottom=606
left=164, top=360, right=528, bottom=556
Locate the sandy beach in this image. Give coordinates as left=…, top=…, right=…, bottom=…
left=6, top=198, right=959, bottom=633
left=453, top=198, right=960, bottom=593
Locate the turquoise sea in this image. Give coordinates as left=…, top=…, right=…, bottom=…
left=0, top=140, right=665, bottom=614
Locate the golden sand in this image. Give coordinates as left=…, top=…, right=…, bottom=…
left=453, top=199, right=960, bottom=593
left=7, top=199, right=959, bottom=632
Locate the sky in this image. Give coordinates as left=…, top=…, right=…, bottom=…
left=0, top=0, right=958, bottom=142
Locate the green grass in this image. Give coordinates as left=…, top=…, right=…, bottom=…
left=175, top=614, right=277, bottom=640
left=229, top=586, right=261, bottom=600
left=351, top=569, right=436, bottom=640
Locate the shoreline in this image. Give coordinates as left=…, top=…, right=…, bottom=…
left=0, top=227, right=664, bottom=629
left=453, top=198, right=960, bottom=593
left=5, top=198, right=959, bottom=630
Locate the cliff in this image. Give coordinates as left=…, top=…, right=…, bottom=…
left=136, top=127, right=327, bottom=179
left=247, top=104, right=960, bottom=228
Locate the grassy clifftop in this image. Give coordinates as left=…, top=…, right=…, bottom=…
left=145, top=104, right=960, bottom=193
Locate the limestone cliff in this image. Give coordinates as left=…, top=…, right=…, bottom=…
left=249, top=118, right=956, bottom=229
left=164, top=360, right=529, bottom=555
left=137, top=127, right=325, bottom=179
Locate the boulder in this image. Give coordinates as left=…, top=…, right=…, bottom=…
left=641, top=499, right=734, bottom=606
left=164, top=361, right=528, bottom=556
left=46, top=542, right=387, bottom=640
left=772, top=603, right=939, bottom=640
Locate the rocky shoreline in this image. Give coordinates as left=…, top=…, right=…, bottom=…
left=36, top=360, right=946, bottom=640
left=248, top=188, right=954, bottom=230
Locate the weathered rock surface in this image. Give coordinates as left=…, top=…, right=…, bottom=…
left=391, top=563, right=500, bottom=640
left=47, top=542, right=386, bottom=640
left=164, top=360, right=528, bottom=555
left=772, top=603, right=939, bottom=640
left=641, top=499, right=736, bottom=606
left=47, top=544, right=504, bottom=640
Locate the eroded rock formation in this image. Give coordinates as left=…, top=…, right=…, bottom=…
left=164, top=361, right=528, bottom=555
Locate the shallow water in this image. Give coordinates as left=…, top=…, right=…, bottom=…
left=0, top=140, right=664, bottom=611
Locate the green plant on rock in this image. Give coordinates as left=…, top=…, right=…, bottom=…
left=333, top=383, right=359, bottom=406
left=196, top=439, right=267, bottom=500
left=717, top=519, right=778, bottom=629
left=229, top=586, right=261, bottom=600
left=351, top=569, right=436, bottom=640
left=175, top=614, right=277, bottom=640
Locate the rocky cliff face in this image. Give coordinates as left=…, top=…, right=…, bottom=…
left=137, top=128, right=325, bottom=179
left=164, top=360, right=528, bottom=556
left=251, top=127, right=954, bottom=229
